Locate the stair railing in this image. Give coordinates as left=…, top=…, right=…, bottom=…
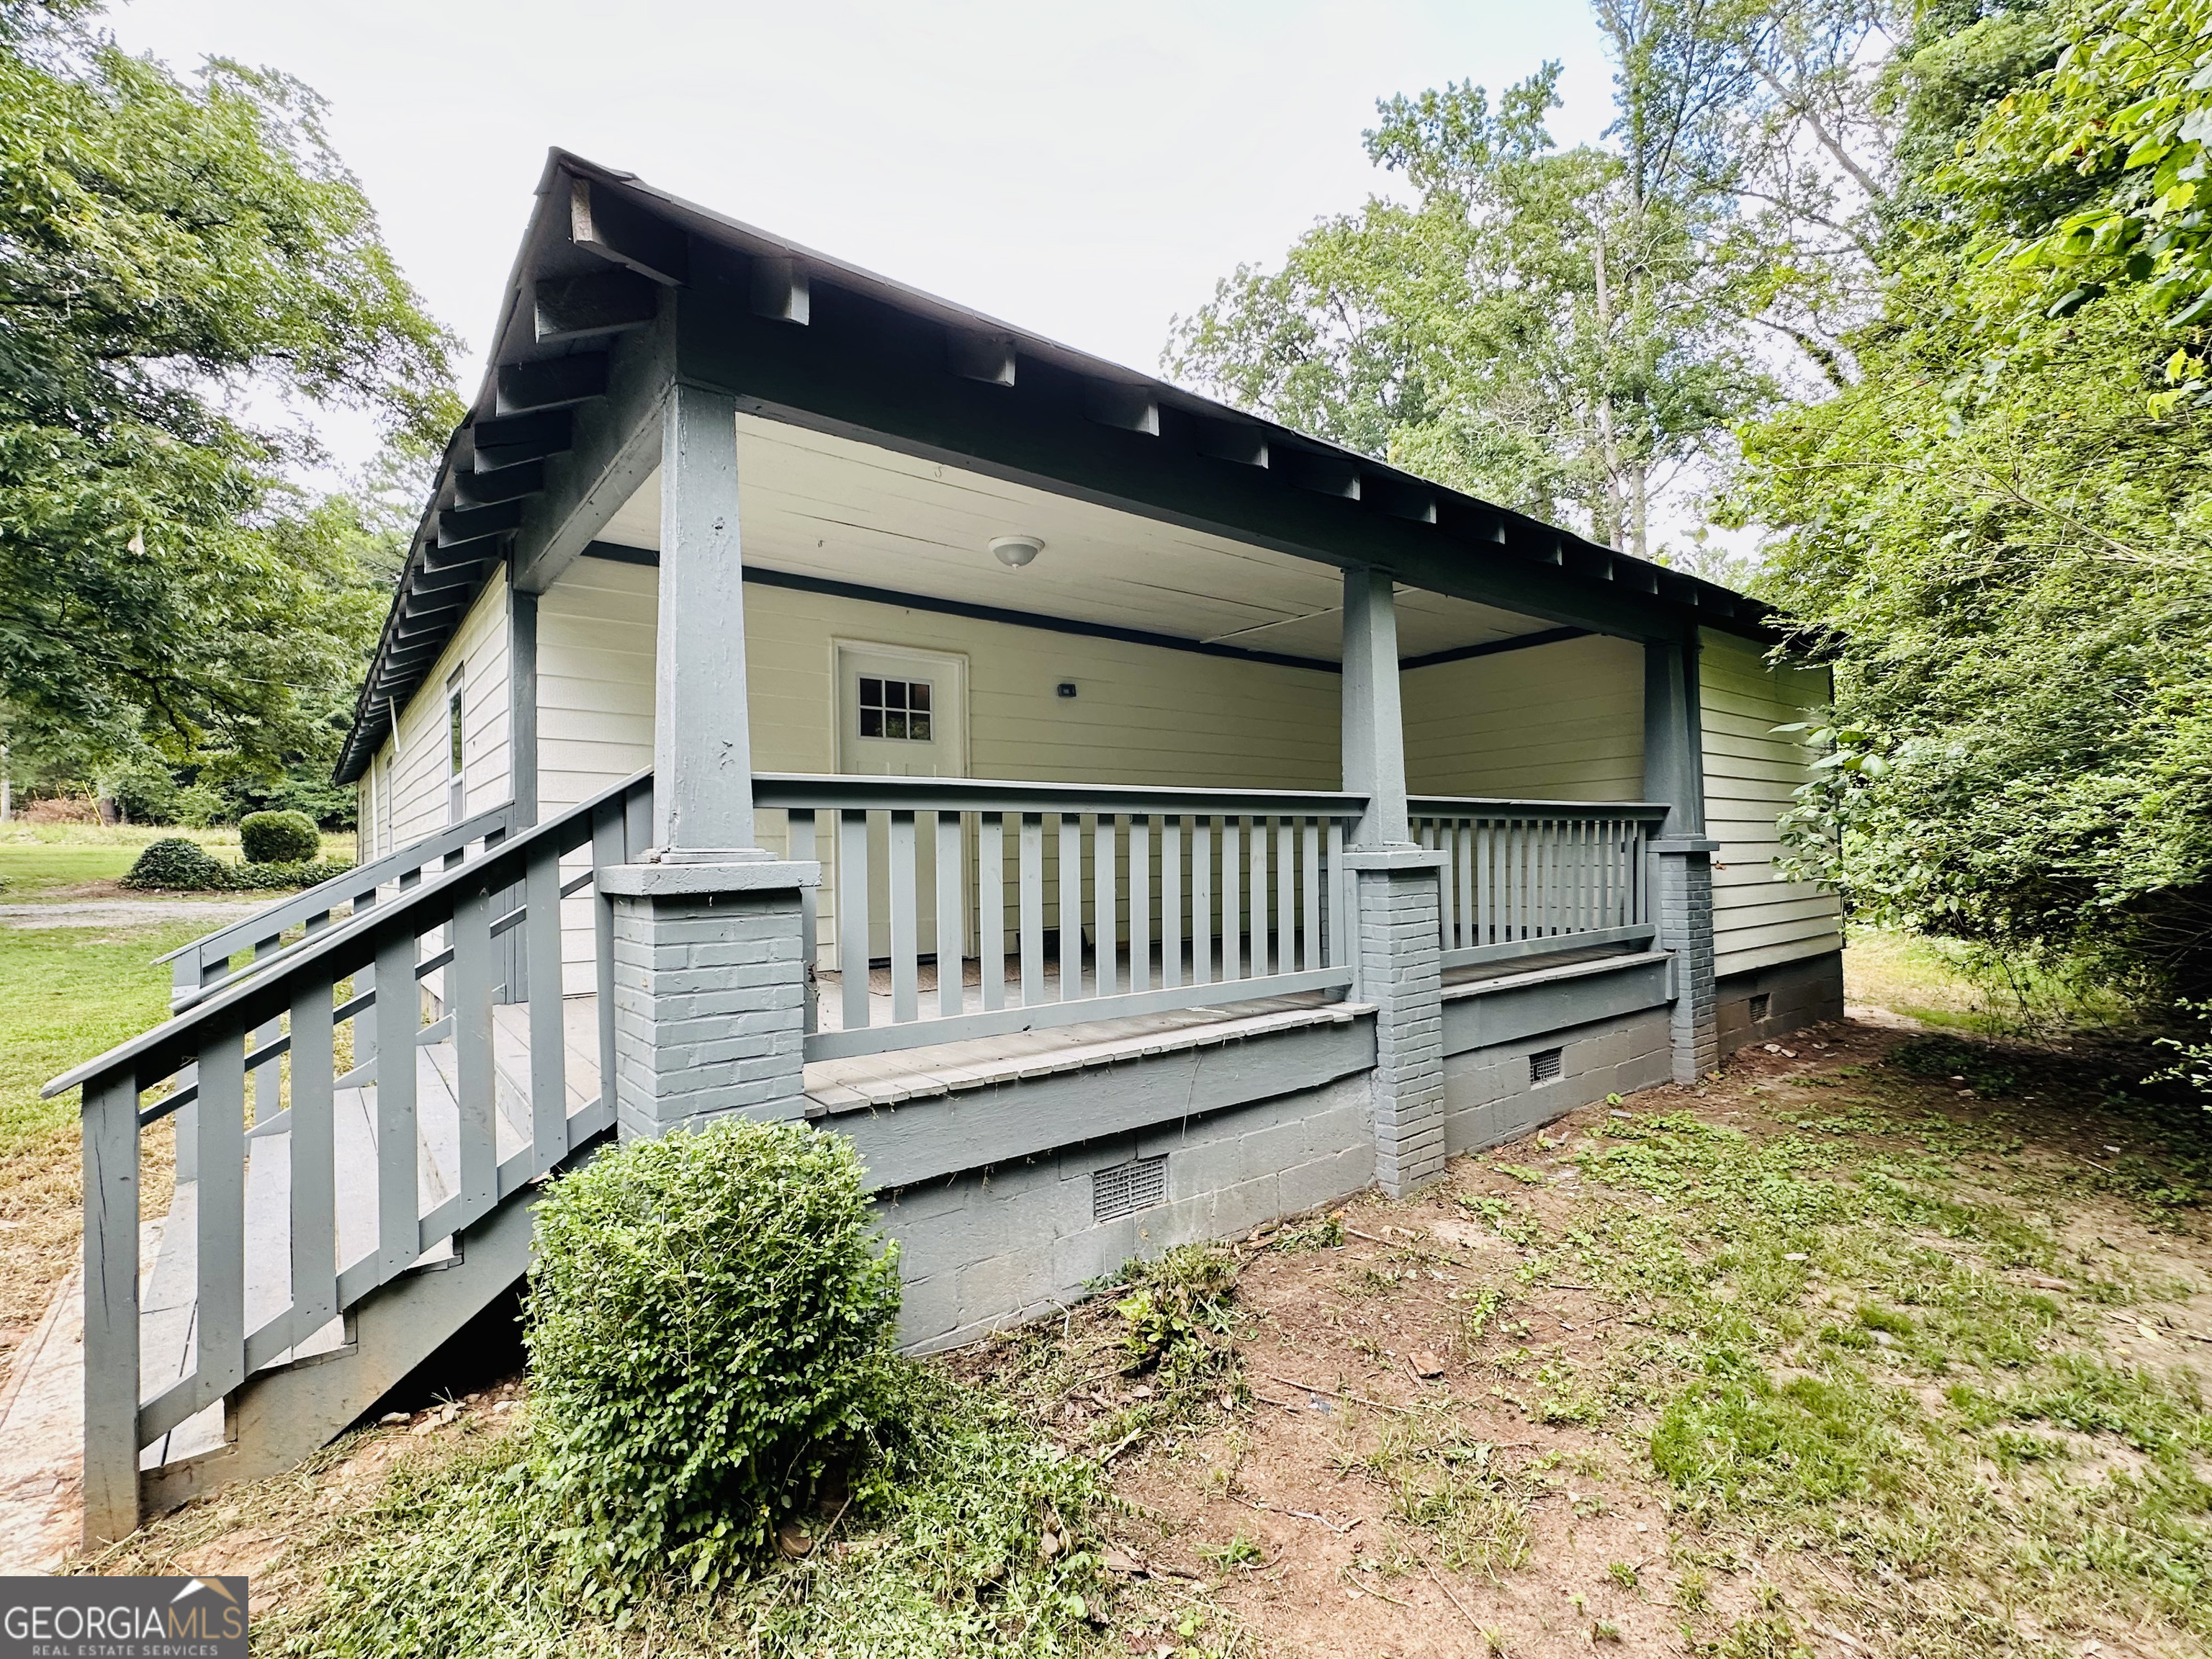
left=47, top=770, right=652, bottom=1540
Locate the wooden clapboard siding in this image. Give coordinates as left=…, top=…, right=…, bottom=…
left=379, top=575, right=512, bottom=853
left=1401, top=634, right=1645, bottom=801
left=1699, top=628, right=1842, bottom=977
left=532, top=554, right=1346, bottom=989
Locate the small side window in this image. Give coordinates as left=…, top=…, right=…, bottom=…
left=446, top=670, right=466, bottom=824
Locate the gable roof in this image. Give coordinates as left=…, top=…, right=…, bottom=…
left=336, top=150, right=1776, bottom=784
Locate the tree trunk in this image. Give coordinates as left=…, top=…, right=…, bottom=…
left=1593, top=239, right=1626, bottom=552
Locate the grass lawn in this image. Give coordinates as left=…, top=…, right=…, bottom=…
left=0, top=822, right=355, bottom=899
left=0, top=920, right=195, bottom=1357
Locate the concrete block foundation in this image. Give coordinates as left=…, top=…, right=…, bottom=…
left=1442, top=1007, right=1673, bottom=1155
left=880, top=1073, right=1373, bottom=1352
left=1716, top=949, right=1845, bottom=1054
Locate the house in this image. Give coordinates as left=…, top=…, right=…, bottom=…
left=48, top=152, right=1841, bottom=1546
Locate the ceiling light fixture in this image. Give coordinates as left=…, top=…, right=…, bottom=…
left=989, top=534, right=1043, bottom=569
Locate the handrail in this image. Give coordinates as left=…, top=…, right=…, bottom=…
left=156, top=799, right=518, bottom=1010
left=1408, top=794, right=1669, bottom=821
left=757, top=773, right=1367, bottom=817
left=45, top=774, right=643, bottom=1102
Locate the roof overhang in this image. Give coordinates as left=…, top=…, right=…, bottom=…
left=336, top=150, right=1782, bottom=786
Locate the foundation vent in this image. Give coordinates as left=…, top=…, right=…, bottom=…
left=1529, top=1046, right=1564, bottom=1084
left=1750, top=992, right=1772, bottom=1023
left=1093, top=1155, right=1168, bottom=1222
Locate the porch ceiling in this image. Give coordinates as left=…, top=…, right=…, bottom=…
left=595, top=415, right=1552, bottom=665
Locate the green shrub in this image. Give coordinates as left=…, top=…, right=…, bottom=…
left=121, top=837, right=228, bottom=891
left=239, top=808, right=319, bottom=864
left=525, top=1118, right=903, bottom=1593
left=226, top=858, right=351, bottom=891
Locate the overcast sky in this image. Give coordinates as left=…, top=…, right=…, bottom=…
left=108, top=0, right=1616, bottom=470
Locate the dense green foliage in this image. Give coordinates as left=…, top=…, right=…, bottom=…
left=1740, top=0, right=2212, bottom=1010
left=238, top=808, right=318, bottom=864
left=120, top=834, right=349, bottom=890
left=524, top=1118, right=904, bottom=1594
left=0, top=0, right=454, bottom=789
left=119, top=836, right=222, bottom=891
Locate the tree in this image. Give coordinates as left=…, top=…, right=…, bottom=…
left=1735, top=0, right=2212, bottom=1007
left=1168, top=63, right=1773, bottom=557
left=0, top=0, right=458, bottom=780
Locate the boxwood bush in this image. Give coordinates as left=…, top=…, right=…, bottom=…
left=525, top=1118, right=903, bottom=1593
left=122, top=837, right=229, bottom=891
left=239, top=809, right=319, bottom=864
left=120, top=840, right=351, bottom=892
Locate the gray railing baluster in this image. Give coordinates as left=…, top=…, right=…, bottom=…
left=1161, top=816, right=1182, bottom=989
left=1219, top=817, right=1240, bottom=982
left=1256, top=814, right=1274, bottom=973
left=1274, top=818, right=1295, bottom=979
left=374, top=927, right=418, bottom=1277
left=288, top=979, right=337, bottom=1339
left=980, top=812, right=1005, bottom=1012
left=889, top=809, right=919, bottom=1025
left=452, top=879, right=497, bottom=1215
left=80, top=1073, right=140, bottom=1546
left=1020, top=811, right=1045, bottom=1007
left=1129, top=816, right=1151, bottom=994
left=1292, top=818, right=1309, bottom=973
left=1058, top=814, right=1083, bottom=1000
left=1092, top=814, right=1117, bottom=998
left=839, top=809, right=871, bottom=1032
left=197, top=1017, right=248, bottom=1401
left=1194, top=817, right=1214, bottom=984
left=935, top=811, right=963, bottom=1020
left=1327, top=819, right=1346, bottom=969
left=789, top=809, right=818, bottom=1035
left=593, top=798, right=625, bottom=1099
left=526, top=840, right=567, bottom=1160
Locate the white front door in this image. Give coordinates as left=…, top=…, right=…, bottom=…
left=835, top=644, right=968, bottom=963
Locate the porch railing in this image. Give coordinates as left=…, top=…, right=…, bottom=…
left=46, top=771, right=652, bottom=1529
left=754, top=777, right=1369, bottom=1061
left=1408, top=796, right=1669, bottom=972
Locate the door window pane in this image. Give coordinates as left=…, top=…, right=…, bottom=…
left=858, top=676, right=933, bottom=742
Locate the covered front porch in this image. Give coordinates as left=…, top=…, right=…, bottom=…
left=55, top=155, right=1763, bottom=1545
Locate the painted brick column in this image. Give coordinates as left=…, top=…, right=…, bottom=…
left=1341, top=566, right=1446, bottom=1196
left=1645, top=634, right=1719, bottom=1085
left=1653, top=839, right=1719, bottom=1082
left=1349, top=852, right=1448, bottom=1195
left=600, top=861, right=819, bottom=1137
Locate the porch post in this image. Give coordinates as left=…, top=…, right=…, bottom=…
left=1644, top=635, right=1719, bottom=1082
left=598, top=379, right=818, bottom=1138
left=1340, top=567, right=1446, bottom=1197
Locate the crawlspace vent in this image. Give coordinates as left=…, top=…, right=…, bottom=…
left=1529, top=1046, right=1564, bottom=1084
left=1093, top=1155, right=1168, bottom=1222
left=1750, top=992, right=1773, bottom=1022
